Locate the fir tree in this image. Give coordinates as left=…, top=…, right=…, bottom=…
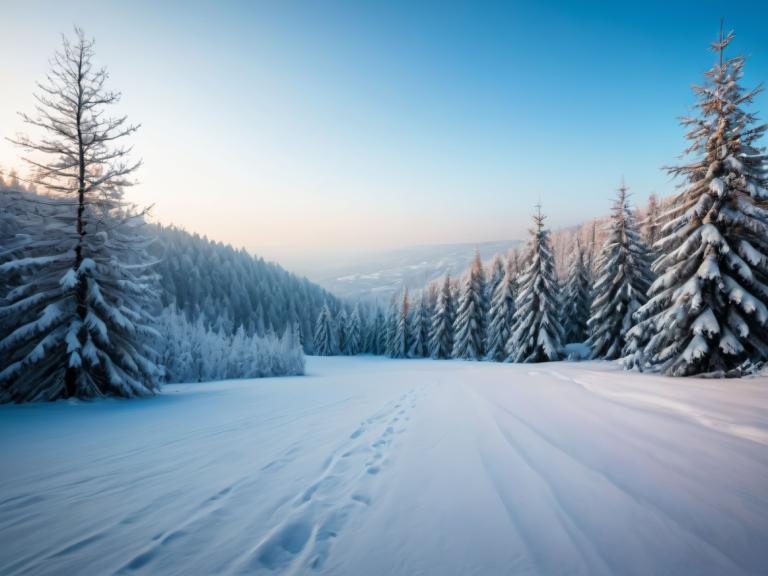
left=429, top=275, right=455, bottom=359
left=371, top=307, right=386, bottom=355
left=337, top=309, right=349, bottom=355
left=313, top=303, right=335, bottom=356
left=293, top=319, right=303, bottom=350
left=586, top=181, right=653, bottom=359
left=409, top=293, right=430, bottom=357
left=1, top=29, right=161, bottom=401
left=345, top=306, right=362, bottom=355
left=628, top=27, right=768, bottom=376
left=385, top=298, right=398, bottom=357
left=357, top=306, right=369, bottom=353
left=562, top=240, right=591, bottom=343
left=392, top=290, right=411, bottom=358
left=452, top=251, right=487, bottom=359
left=644, top=193, right=662, bottom=252
left=486, top=254, right=506, bottom=303
left=586, top=221, right=598, bottom=280
left=485, top=257, right=517, bottom=361
left=506, top=205, right=564, bottom=362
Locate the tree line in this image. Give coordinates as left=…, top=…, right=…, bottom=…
left=315, top=28, right=768, bottom=378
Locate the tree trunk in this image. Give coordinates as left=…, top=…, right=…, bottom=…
left=65, top=46, right=88, bottom=399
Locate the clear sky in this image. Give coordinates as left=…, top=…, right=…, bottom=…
left=2, top=0, right=767, bottom=262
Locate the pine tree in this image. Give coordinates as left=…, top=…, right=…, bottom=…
left=628, top=27, right=768, bottom=376
left=337, top=309, right=349, bottom=355
left=429, top=275, right=455, bottom=359
left=357, top=306, right=369, bottom=353
left=586, top=221, right=598, bottom=280
left=385, top=298, right=398, bottom=357
left=562, top=240, right=591, bottom=343
left=485, top=257, right=517, bottom=361
left=586, top=181, right=653, bottom=360
left=313, top=303, right=335, bottom=356
left=345, top=306, right=362, bottom=355
left=370, top=307, right=386, bottom=355
left=409, top=293, right=430, bottom=357
left=644, top=193, right=661, bottom=251
left=509, top=249, right=521, bottom=277
left=486, top=254, right=506, bottom=303
left=452, top=251, right=487, bottom=359
left=507, top=205, right=564, bottom=362
left=293, top=319, right=303, bottom=350
left=392, top=290, right=411, bottom=358
left=0, top=29, right=161, bottom=402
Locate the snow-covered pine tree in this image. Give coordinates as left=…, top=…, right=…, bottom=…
left=562, top=239, right=591, bottom=343
left=368, top=307, right=385, bottom=355
left=509, top=248, right=521, bottom=277
left=506, top=205, right=565, bottom=362
left=313, top=303, right=336, bottom=356
left=337, top=309, right=349, bottom=356
left=627, top=27, right=768, bottom=376
left=385, top=298, right=398, bottom=357
left=485, top=257, right=517, bottom=361
left=293, top=319, right=303, bottom=351
left=452, top=251, right=487, bottom=359
left=586, top=221, right=598, bottom=280
left=409, top=293, right=430, bottom=357
left=0, top=29, right=162, bottom=402
left=392, top=290, right=411, bottom=358
left=345, top=306, right=362, bottom=355
left=486, top=254, right=506, bottom=303
left=357, top=306, right=368, bottom=353
left=157, top=306, right=304, bottom=381
left=429, top=275, right=455, bottom=359
left=586, top=181, right=652, bottom=360
left=644, top=193, right=662, bottom=251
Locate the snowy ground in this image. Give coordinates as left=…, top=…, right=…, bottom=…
left=1, top=357, right=767, bottom=576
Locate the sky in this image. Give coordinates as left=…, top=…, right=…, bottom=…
left=2, top=0, right=768, bottom=265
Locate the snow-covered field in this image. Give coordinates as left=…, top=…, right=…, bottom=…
left=1, top=357, right=767, bottom=576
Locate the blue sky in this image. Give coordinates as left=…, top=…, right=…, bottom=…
left=2, top=0, right=767, bottom=260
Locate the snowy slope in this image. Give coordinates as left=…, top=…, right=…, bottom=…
left=1, top=358, right=767, bottom=575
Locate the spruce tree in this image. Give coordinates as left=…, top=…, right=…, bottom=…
left=628, top=27, right=768, bottom=376
left=313, top=303, right=335, bottom=356
left=409, top=293, right=430, bottom=357
left=586, top=221, right=598, bottom=281
left=486, top=254, right=506, bottom=303
left=562, top=239, right=591, bottom=343
left=371, top=307, right=386, bottom=355
left=0, top=29, right=161, bottom=401
left=586, top=181, right=652, bottom=359
left=644, top=193, right=661, bottom=252
left=293, top=319, right=303, bottom=351
left=452, top=251, right=487, bottom=359
left=392, top=290, right=411, bottom=358
left=506, top=205, right=564, bottom=362
left=429, top=275, right=455, bottom=359
left=345, top=306, right=362, bottom=355
left=337, top=309, right=349, bottom=355
left=385, top=298, right=398, bottom=357
left=485, top=257, right=517, bottom=361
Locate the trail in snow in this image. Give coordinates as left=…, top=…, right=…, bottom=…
left=1, top=357, right=767, bottom=575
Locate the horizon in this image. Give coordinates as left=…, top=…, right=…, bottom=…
left=2, top=0, right=767, bottom=263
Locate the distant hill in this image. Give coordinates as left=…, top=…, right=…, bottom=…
left=300, top=240, right=522, bottom=303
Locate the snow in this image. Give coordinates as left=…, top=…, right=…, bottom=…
left=1, top=356, right=767, bottom=575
